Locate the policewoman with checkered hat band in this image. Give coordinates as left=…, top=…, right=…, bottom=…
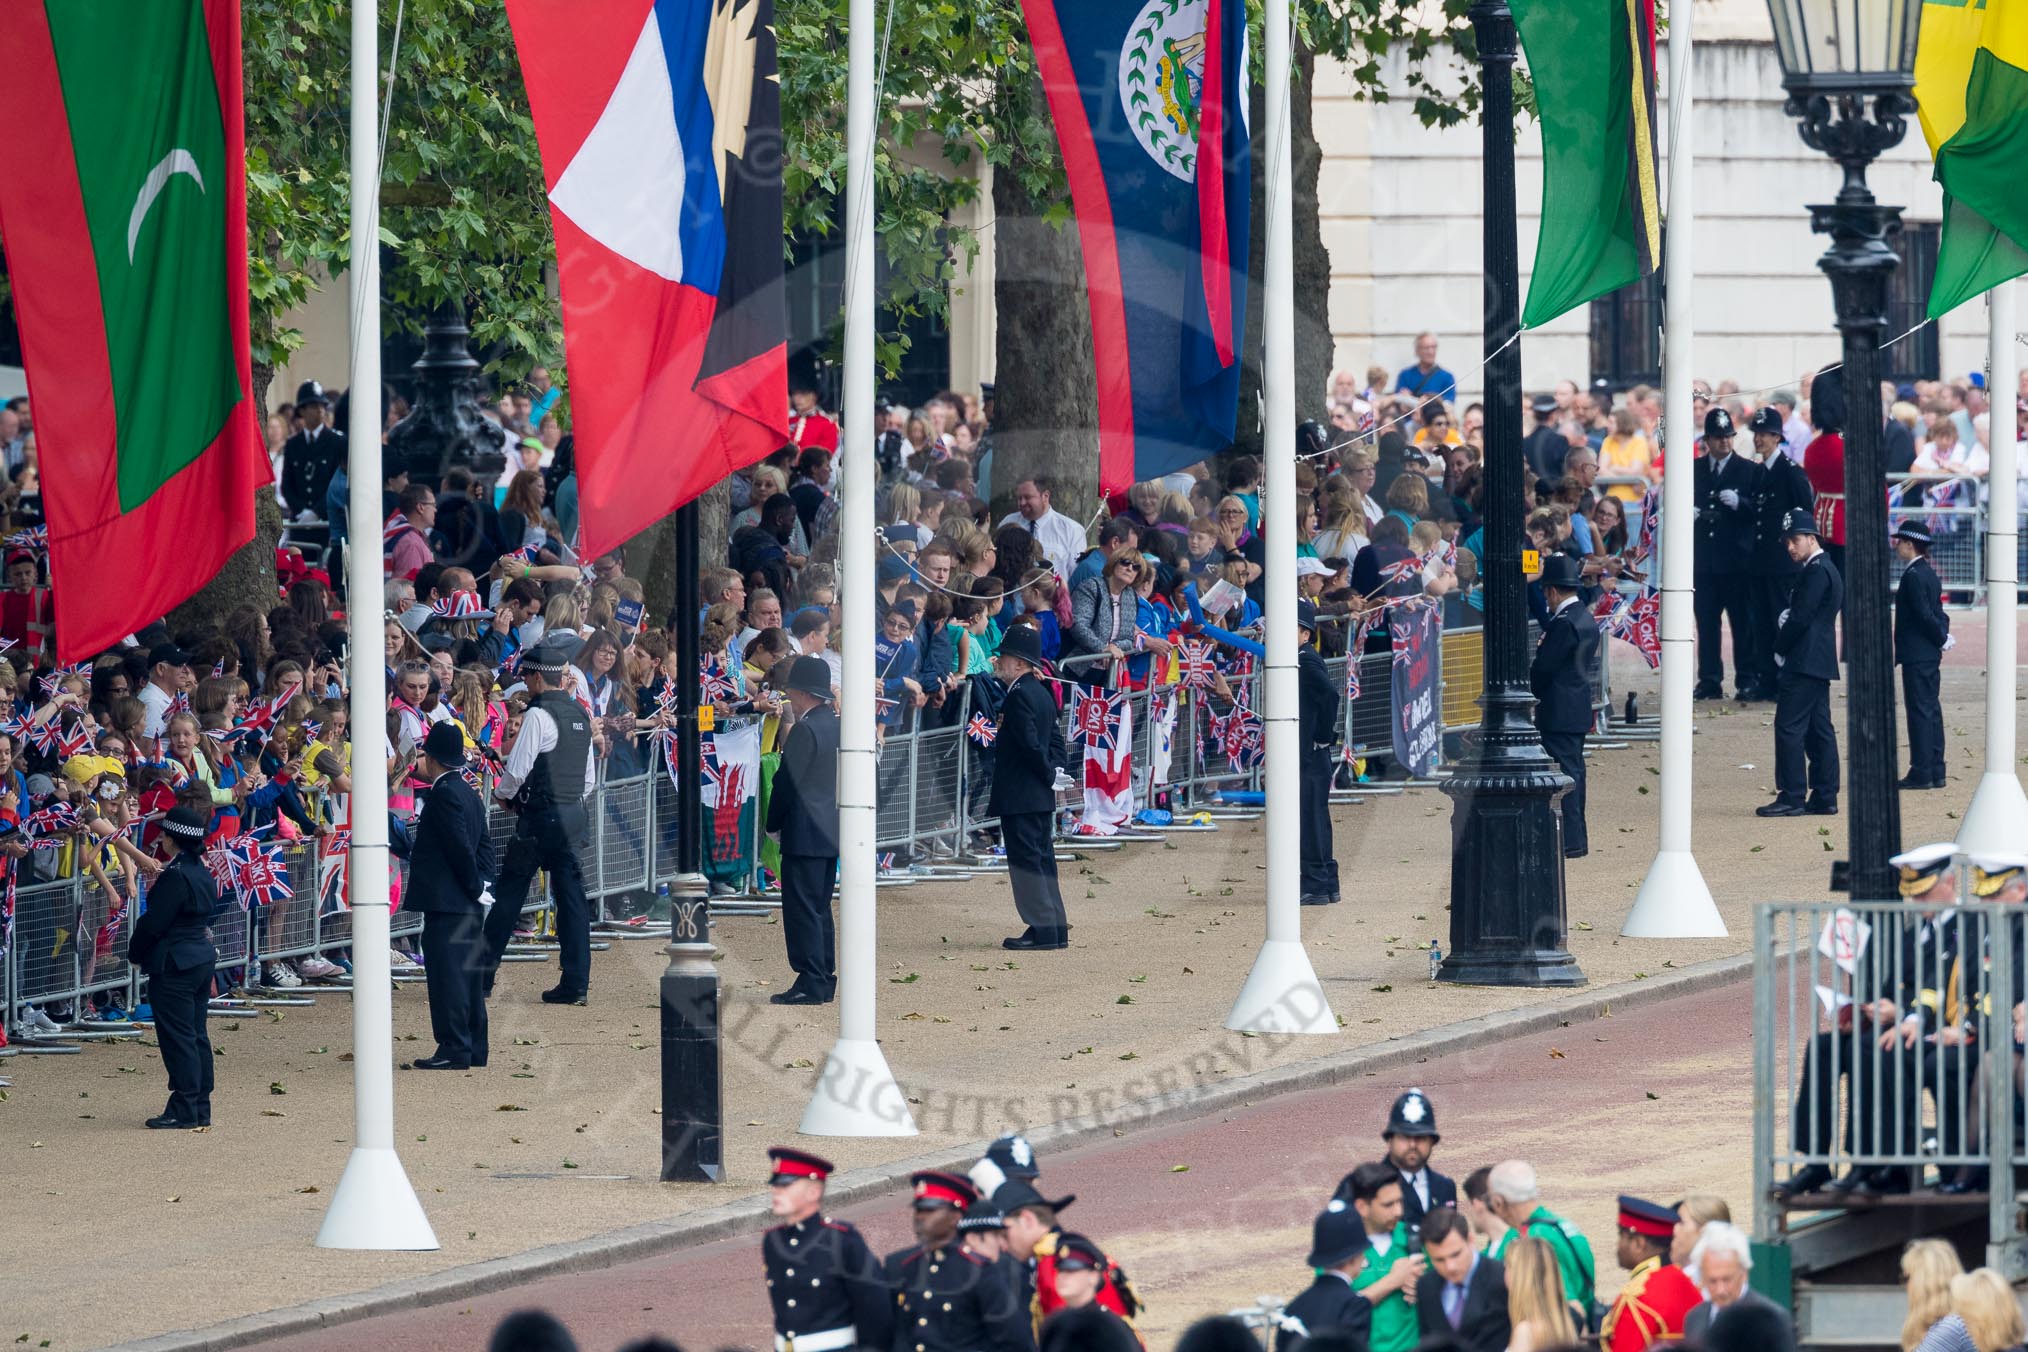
left=1692, top=404, right=1764, bottom=699
left=482, top=636, right=597, bottom=1003
left=883, top=1170, right=1033, bottom=1352
left=762, top=1147, right=892, bottom=1352
left=1745, top=403, right=1816, bottom=701
left=1758, top=508, right=1842, bottom=818
left=125, top=805, right=220, bottom=1129
left=1892, top=521, right=1950, bottom=789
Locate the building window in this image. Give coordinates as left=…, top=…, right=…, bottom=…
left=1589, top=264, right=1665, bottom=393
left=1886, top=221, right=1941, bottom=387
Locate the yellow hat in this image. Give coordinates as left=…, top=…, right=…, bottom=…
left=1890, top=842, right=1957, bottom=898
left=60, top=754, right=123, bottom=785
left=1968, top=853, right=2028, bottom=898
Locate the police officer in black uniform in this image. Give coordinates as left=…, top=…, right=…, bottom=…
left=277, top=380, right=348, bottom=520
left=1531, top=554, right=1599, bottom=859
left=407, top=721, right=498, bottom=1069
left=989, top=626, right=1070, bottom=951
left=762, top=1147, right=893, bottom=1352
left=1296, top=600, right=1342, bottom=906
left=1759, top=509, right=1843, bottom=817
left=886, top=1171, right=1035, bottom=1352
left=1693, top=406, right=1763, bottom=699
left=768, top=656, right=842, bottom=1003
left=126, top=805, right=220, bottom=1128
left=1744, top=405, right=1815, bottom=702
left=1893, top=523, right=1950, bottom=789
left=1330, top=1088, right=1458, bottom=1236
left=484, top=638, right=597, bottom=1002
left=1276, top=1205, right=1374, bottom=1352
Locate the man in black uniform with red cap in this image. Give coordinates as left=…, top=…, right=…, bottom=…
left=762, top=1147, right=892, bottom=1352
left=885, top=1171, right=1035, bottom=1352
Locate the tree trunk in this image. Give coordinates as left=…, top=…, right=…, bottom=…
left=630, top=479, right=729, bottom=629
left=989, top=164, right=1100, bottom=529
left=1235, top=43, right=1333, bottom=461
left=167, top=363, right=281, bottom=637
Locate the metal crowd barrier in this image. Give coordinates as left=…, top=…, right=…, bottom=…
left=1, top=620, right=1561, bottom=1042
left=1753, top=897, right=2026, bottom=1275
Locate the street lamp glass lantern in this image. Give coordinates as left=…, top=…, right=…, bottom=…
left=1764, top=0, right=1920, bottom=93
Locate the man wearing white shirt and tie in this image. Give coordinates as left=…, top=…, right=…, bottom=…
left=997, top=475, right=1088, bottom=581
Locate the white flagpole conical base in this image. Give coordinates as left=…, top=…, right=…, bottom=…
left=1622, top=849, right=1727, bottom=937
left=1227, top=939, right=1338, bottom=1034
left=1957, top=772, right=2028, bottom=856
left=798, top=1037, right=918, bottom=1137
left=314, top=1146, right=439, bottom=1250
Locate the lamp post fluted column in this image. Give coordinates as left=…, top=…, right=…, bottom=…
left=1438, top=0, right=1585, bottom=988
left=1793, top=90, right=1911, bottom=904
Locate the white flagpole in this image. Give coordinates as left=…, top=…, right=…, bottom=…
left=800, top=0, right=915, bottom=1136
left=1956, top=280, right=2027, bottom=852
left=1624, top=12, right=1724, bottom=937
left=1229, top=0, right=1336, bottom=1034
left=316, top=0, right=437, bottom=1250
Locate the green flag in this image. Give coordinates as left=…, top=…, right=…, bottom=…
left=1915, top=0, right=2028, bottom=318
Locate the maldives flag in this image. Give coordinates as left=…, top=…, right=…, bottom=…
left=1023, top=0, right=1250, bottom=493
left=505, top=0, right=789, bottom=556
left=0, top=0, right=268, bottom=661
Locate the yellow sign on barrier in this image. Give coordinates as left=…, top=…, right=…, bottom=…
left=1522, top=548, right=1541, bottom=575
left=1440, top=627, right=1486, bottom=731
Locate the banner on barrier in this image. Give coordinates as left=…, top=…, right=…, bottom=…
left=1390, top=604, right=1442, bottom=778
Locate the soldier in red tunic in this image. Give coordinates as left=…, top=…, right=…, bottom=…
left=1601, top=1196, right=1704, bottom=1351
left=1800, top=368, right=1849, bottom=577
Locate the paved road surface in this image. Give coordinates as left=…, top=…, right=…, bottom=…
left=250, top=977, right=1754, bottom=1352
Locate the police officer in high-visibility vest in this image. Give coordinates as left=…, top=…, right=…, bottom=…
left=483, top=638, right=597, bottom=1003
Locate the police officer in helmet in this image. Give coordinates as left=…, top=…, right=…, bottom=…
left=1692, top=405, right=1762, bottom=700
left=1743, top=405, right=1815, bottom=702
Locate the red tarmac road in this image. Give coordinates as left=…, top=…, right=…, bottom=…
left=250, top=977, right=1753, bottom=1352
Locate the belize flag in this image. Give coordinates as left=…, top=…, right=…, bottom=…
left=1022, top=0, right=1251, bottom=493
left=505, top=0, right=788, bottom=556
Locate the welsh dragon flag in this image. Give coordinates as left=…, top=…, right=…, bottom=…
left=701, top=721, right=761, bottom=889
left=0, top=0, right=269, bottom=660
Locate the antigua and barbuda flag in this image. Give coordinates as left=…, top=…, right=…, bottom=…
left=1022, top=0, right=1250, bottom=492
left=505, top=0, right=789, bottom=556
left=0, top=0, right=270, bottom=661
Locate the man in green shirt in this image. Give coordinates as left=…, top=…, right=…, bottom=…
left=1343, top=1161, right=1428, bottom=1352
left=1486, top=1159, right=1597, bottom=1315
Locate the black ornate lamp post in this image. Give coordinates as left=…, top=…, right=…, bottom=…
left=384, top=302, right=507, bottom=487
left=1763, top=0, right=1920, bottom=904
left=1439, top=0, right=1585, bottom=988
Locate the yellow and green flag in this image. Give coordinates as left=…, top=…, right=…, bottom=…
left=1513, top=0, right=1663, bottom=329
left=1914, top=0, right=2028, bottom=318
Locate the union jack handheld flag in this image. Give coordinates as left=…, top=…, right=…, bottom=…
left=1177, top=639, right=1218, bottom=692
left=318, top=828, right=352, bottom=912
left=1634, top=485, right=1659, bottom=562
left=1069, top=687, right=1126, bottom=753
left=239, top=676, right=304, bottom=737
left=37, top=661, right=89, bottom=700
left=1344, top=614, right=1377, bottom=700
left=698, top=658, right=739, bottom=705
left=965, top=713, right=999, bottom=747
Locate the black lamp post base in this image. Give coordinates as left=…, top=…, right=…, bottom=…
left=1440, top=723, right=1587, bottom=988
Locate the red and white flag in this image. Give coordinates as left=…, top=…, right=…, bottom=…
left=1069, top=686, right=1133, bottom=836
